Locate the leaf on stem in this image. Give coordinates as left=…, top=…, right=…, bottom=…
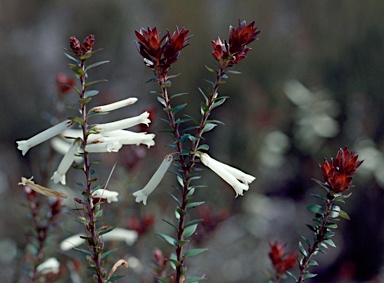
left=157, top=233, right=177, bottom=246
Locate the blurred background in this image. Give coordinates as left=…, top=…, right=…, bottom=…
left=1, top=0, right=384, bottom=282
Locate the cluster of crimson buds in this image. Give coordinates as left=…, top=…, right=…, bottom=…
left=211, top=20, right=260, bottom=68
left=268, top=241, right=297, bottom=277
left=135, top=26, right=190, bottom=79
left=69, top=34, right=95, bottom=58
left=320, top=147, right=363, bottom=193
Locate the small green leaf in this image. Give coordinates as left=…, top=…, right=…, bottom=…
left=95, top=209, right=103, bottom=218
left=84, top=79, right=108, bottom=87
left=64, top=52, right=80, bottom=63
left=73, top=247, right=93, bottom=256
left=200, top=102, right=209, bottom=113
left=323, top=238, right=336, bottom=248
left=157, top=96, right=167, bottom=107
left=303, top=273, right=317, bottom=279
left=68, top=117, right=84, bottom=125
left=78, top=97, right=92, bottom=104
left=162, top=219, right=178, bottom=231
left=98, top=226, right=115, bottom=236
left=198, top=87, right=209, bottom=104
left=298, top=232, right=311, bottom=247
left=299, top=241, right=307, bottom=257
left=338, top=209, right=351, bottom=220
left=157, top=233, right=177, bottom=246
left=227, top=69, right=241, bottom=75
left=211, top=97, right=227, bottom=109
left=69, top=64, right=85, bottom=77
left=101, top=249, right=117, bottom=260
left=184, top=248, right=207, bottom=258
left=286, top=271, right=297, bottom=280
left=307, top=204, right=324, bottom=214
left=202, top=123, right=217, bottom=133
left=182, top=224, right=198, bottom=238
left=310, top=193, right=328, bottom=202
left=171, top=103, right=187, bottom=115
left=171, top=92, right=188, bottom=99
left=84, top=90, right=99, bottom=98
left=169, top=192, right=182, bottom=205
left=307, top=260, right=319, bottom=266
left=197, top=144, right=209, bottom=151
left=205, top=65, right=217, bottom=73
left=185, top=219, right=203, bottom=227
left=85, top=60, right=109, bottom=71
left=186, top=201, right=205, bottom=210
left=107, top=275, right=125, bottom=282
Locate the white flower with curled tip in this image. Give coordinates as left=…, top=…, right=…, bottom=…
left=60, top=228, right=138, bottom=251
left=19, top=177, right=67, bottom=198
left=133, top=154, right=173, bottom=205
left=199, top=153, right=255, bottom=197
left=89, top=97, right=138, bottom=113
left=92, top=111, right=151, bottom=133
left=36, top=257, right=60, bottom=275
left=51, top=138, right=82, bottom=185
left=92, top=189, right=119, bottom=203
left=96, top=130, right=155, bottom=148
left=16, top=120, right=73, bottom=156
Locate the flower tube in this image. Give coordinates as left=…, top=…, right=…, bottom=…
left=36, top=257, right=60, bottom=275
left=16, top=120, right=73, bottom=156
left=85, top=141, right=122, bottom=153
left=90, top=97, right=138, bottom=113
left=51, top=139, right=82, bottom=185
left=133, top=154, right=173, bottom=205
left=92, top=189, right=119, bottom=203
left=18, top=177, right=67, bottom=198
left=92, top=111, right=151, bottom=133
left=50, top=138, right=83, bottom=163
left=98, top=130, right=155, bottom=148
left=199, top=153, right=255, bottom=197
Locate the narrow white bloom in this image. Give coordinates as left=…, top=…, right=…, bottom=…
left=19, top=177, right=67, bottom=198
left=36, top=257, right=60, bottom=275
left=61, top=129, right=102, bottom=143
left=93, top=111, right=151, bottom=133
left=90, top=97, right=138, bottom=113
left=16, top=120, right=73, bottom=156
left=92, top=189, right=119, bottom=203
left=51, top=139, right=82, bottom=185
left=60, top=228, right=138, bottom=251
left=85, top=141, right=122, bottom=153
left=98, top=130, right=155, bottom=148
left=200, top=153, right=255, bottom=197
left=133, top=154, right=173, bottom=205
left=50, top=138, right=83, bottom=163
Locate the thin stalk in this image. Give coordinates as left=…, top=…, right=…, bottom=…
left=296, top=198, right=335, bottom=283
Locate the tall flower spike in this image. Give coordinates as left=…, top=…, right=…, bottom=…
left=133, top=154, right=173, bottom=205
left=51, top=138, right=82, bottom=185
left=199, top=153, right=255, bottom=197
left=19, top=177, right=67, bottom=198
left=16, top=120, right=73, bottom=156
left=92, top=111, right=151, bottom=133
left=89, top=97, right=138, bottom=113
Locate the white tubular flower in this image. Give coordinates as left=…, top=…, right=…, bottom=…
left=51, top=139, right=82, bottom=185
left=60, top=229, right=138, bottom=251
left=92, top=189, right=119, bottom=203
left=16, top=120, right=73, bottom=156
left=36, top=257, right=60, bottom=275
left=133, top=154, right=173, bottom=205
left=19, top=177, right=67, bottom=198
left=90, top=97, right=138, bottom=113
left=85, top=141, right=122, bottom=153
left=50, top=138, right=83, bottom=163
left=199, top=153, right=255, bottom=197
left=93, top=111, right=151, bottom=133
left=61, top=129, right=102, bottom=143
left=99, top=130, right=155, bottom=148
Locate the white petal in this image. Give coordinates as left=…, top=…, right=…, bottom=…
left=51, top=139, right=81, bottom=185
left=50, top=138, right=83, bottom=163
left=200, top=153, right=250, bottom=197
left=36, top=257, right=60, bottom=275
left=59, top=234, right=85, bottom=251
left=16, top=120, right=73, bottom=156
left=92, top=189, right=119, bottom=203
left=207, top=157, right=255, bottom=185
left=90, top=97, right=138, bottom=113
left=93, top=112, right=151, bottom=133
left=133, top=154, right=173, bottom=205
left=99, top=130, right=155, bottom=148
left=102, top=228, right=138, bottom=245
left=85, top=141, right=122, bottom=153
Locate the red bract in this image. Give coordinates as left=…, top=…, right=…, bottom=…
left=320, top=147, right=363, bottom=193
left=211, top=20, right=260, bottom=68
left=269, top=241, right=297, bottom=277
left=135, top=26, right=190, bottom=79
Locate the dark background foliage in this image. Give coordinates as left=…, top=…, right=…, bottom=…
left=1, top=1, right=384, bottom=282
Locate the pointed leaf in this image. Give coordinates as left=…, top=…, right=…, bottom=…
left=184, top=248, right=207, bottom=258
left=306, top=204, right=324, bottom=214
left=171, top=103, right=188, bottom=115
left=182, top=224, right=198, bottom=238
left=157, top=233, right=177, bottom=246
left=85, top=60, right=109, bottom=71
left=184, top=277, right=206, bottom=283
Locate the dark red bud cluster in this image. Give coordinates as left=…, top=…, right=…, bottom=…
left=269, top=241, right=298, bottom=277
left=135, top=26, right=190, bottom=80
left=69, top=34, right=95, bottom=58
left=320, top=147, right=363, bottom=193
left=211, top=20, right=260, bottom=68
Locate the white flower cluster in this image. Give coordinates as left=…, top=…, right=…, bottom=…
left=16, top=97, right=155, bottom=189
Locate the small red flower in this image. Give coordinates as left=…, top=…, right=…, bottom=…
left=135, top=26, right=190, bottom=79
left=269, top=241, right=297, bottom=277
left=211, top=20, right=260, bottom=68
left=56, top=72, right=75, bottom=94
left=320, top=147, right=363, bottom=193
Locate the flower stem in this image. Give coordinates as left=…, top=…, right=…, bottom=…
left=296, top=197, right=335, bottom=283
